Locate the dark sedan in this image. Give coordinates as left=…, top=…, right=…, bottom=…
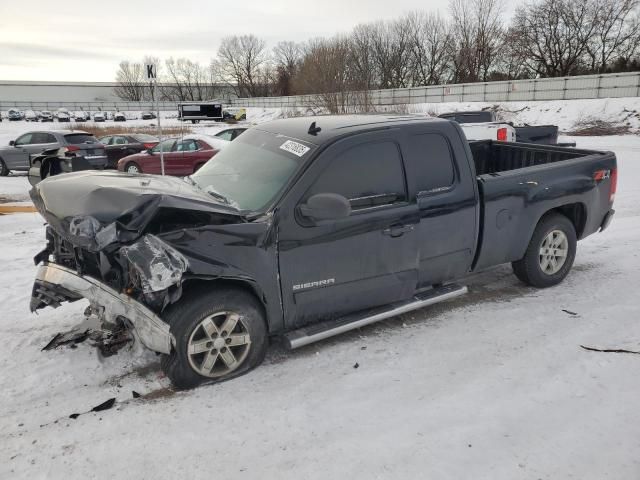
left=99, top=134, right=159, bottom=168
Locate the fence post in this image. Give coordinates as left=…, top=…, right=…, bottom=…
left=596, top=75, right=602, bottom=99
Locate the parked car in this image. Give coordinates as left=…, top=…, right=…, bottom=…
left=93, top=112, right=106, bottom=122
left=0, top=130, right=107, bottom=176
left=98, top=134, right=159, bottom=168
left=7, top=109, right=23, bottom=121
left=75, top=111, right=89, bottom=122
left=40, top=111, right=54, bottom=122
left=56, top=108, right=71, bottom=122
left=221, top=107, right=247, bottom=122
left=214, top=127, right=247, bottom=141
left=141, top=111, right=157, bottom=120
left=114, top=112, right=127, bottom=122
left=24, top=110, right=38, bottom=122
left=28, top=115, right=617, bottom=389
left=117, top=134, right=228, bottom=175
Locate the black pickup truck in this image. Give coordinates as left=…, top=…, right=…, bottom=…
left=29, top=115, right=617, bottom=389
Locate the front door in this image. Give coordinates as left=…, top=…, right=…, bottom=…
left=5, top=133, right=34, bottom=169
left=277, top=131, right=420, bottom=328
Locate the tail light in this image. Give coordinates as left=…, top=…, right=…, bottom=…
left=497, top=127, right=508, bottom=141
left=593, top=168, right=617, bottom=203
left=609, top=168, right=617, bottom=203
left=143, top=142, right=157, bottom=149
left=66, top=145, right=80, bottom=152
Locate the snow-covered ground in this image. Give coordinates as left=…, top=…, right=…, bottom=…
left=1, top=132, right=639, bottom=479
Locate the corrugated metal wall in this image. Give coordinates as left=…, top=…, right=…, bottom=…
left=227, top=72, right=640, bottom=108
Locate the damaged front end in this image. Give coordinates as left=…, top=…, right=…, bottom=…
left=29, top=171, right=249, bottom=354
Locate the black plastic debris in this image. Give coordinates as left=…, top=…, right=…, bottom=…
left=91, top=398, right=116, bottom=412
left=68, top=398, right=117, bottom=420
left=562, top=309, right=578, bottom=316
left=132, top=391, right=141, bottom=399
left=42, top=329, right=90, bottom=351
left=353, top=362, right=360, bottom=369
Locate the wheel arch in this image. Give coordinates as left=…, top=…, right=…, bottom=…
left=537, top=202, right=587, bottom=239
left=179, top=277, right=272, bottom=331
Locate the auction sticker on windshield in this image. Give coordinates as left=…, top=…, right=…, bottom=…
left=280, top=140, right=310, bottom=157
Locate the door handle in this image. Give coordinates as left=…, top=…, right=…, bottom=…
left=382, top=224, right=414, bottom=237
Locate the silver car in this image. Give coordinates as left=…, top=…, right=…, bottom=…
left=0, top=130, right=107, bottom=176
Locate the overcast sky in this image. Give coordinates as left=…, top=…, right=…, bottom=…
left=0, top=0, right=522, bottom=82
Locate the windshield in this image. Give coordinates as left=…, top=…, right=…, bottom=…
left=191, top=129, right=313, bottom=211
left=152, top=139, right=176, bottom=153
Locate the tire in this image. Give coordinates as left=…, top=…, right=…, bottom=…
left=0, top=158, right=8, bottom=176
left=512, top=213, right=577, bottom=288
left=125, top=162, right=141, bottom=174
left=161, top=286, right=268, bottom=390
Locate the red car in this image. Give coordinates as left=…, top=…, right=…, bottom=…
left=117, top=134, right=229, bottom=175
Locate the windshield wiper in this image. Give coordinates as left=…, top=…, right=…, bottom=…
left=184, top=175, right=233, bottom=206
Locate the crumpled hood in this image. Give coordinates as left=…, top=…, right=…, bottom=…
left=31, top=171, right=245, bottom=251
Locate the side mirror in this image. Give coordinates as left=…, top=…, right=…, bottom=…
left=9, top=140, right=15, bottom=146
left=299, top=193, right=351, bottom=221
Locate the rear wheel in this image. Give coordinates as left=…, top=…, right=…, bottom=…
left=0, top=158, right=8, bottom=176
left=125, top=162, right=141, bottom=174
left=512, top=213, right=577, bottom=288
left=161, top=287, right=268, bottom=390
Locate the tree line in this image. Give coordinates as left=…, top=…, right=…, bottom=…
left=115, top=0, right=640, bottom=112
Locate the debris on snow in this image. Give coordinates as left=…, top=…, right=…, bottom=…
left=580, top=345, right=640, bottom=355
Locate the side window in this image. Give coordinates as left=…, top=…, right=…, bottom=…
left=15, top=133, right=33, bottom=146
left=152, top=139, right=176, bottom=153
left=307, top=141, right=407, bottom=211
left=216, top=130, right=234, bottom=141
left=409, top=134, right=455, bottom=194
left=31, top=133, right=47, bottom=144
left=99, top=136, right=111, bottom=145
left=113, top=136, right=128, bottom=145
left=176, top=139, right=198, bottom=152
left=44, top=133, right=57, bottom=144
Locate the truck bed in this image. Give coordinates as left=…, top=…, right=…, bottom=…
left=468, top=140, right=616, bottom=272
left=469, top=140, right=591, bottom=175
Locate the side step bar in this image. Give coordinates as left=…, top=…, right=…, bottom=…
left=284, top=283, right=467, bottom=349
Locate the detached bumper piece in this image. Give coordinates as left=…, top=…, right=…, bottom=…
left=600, top=209, right=615, bottom=232
left=31, top=263, right=173, bottom=354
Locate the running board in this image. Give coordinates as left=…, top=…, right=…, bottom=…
left=284, top=283, right=468, bottom=349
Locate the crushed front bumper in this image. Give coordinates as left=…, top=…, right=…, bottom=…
left=31, top=263, right=173, bottom=354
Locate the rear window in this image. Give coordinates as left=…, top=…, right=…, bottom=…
left=131, top=134, right=158, bottom=142
left=64, top=134, right=98, bottom=145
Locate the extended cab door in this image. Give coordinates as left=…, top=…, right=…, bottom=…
left=277, top=131, right=420, bottom=328
left=403, top=127, right=479, bottom=287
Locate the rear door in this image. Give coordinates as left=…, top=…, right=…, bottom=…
left=278, top=131, right=420, bottom=327
left=404, top=129, right=479, bottom=286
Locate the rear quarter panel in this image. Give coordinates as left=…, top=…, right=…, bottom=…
left=473, top=151, right=617, bottom=271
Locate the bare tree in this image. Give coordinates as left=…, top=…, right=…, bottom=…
left=114, top=61, right=146, bottom=101
left=449, top=0, right=506, bottom=82
left=294, top=37, right=365, bottom=113
left=512, top=0, right=597, bottom=77
left=587, top=0, right=640, bottom=72
left=406, top=11, right=452, bottom=85
left=273, top=41, right=302, bottom=95
left=216, top=35, right=270, bottom=97
left=163, top=58, right=214, bottom=101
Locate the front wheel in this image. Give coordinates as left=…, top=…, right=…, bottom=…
left=161, top=287, right=268, bottom=389
left=124, top=162, right=141, bottom=174
left=512, top=213, right=577, bottom=288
